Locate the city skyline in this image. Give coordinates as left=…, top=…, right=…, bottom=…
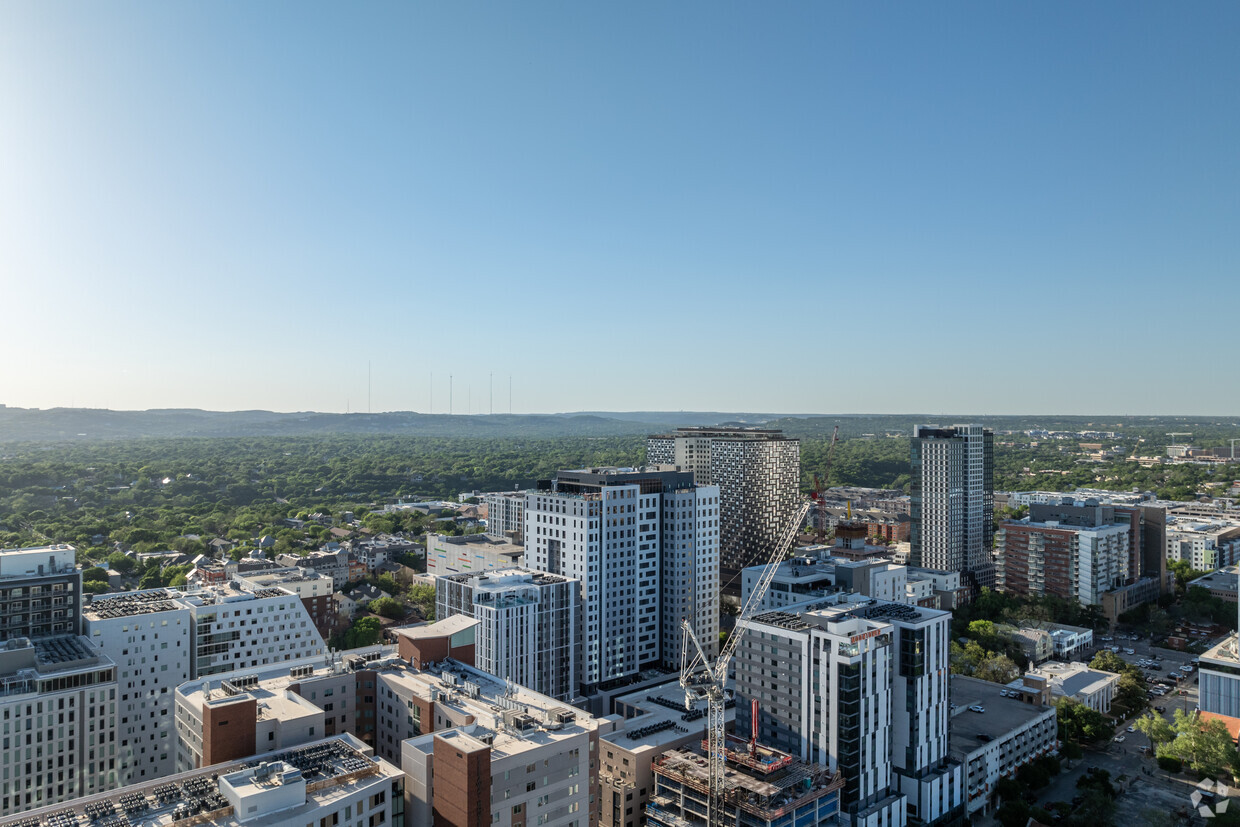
left=2, top=2, right=1238, bottom=415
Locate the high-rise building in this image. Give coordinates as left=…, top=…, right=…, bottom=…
left=83, top=590, right=193, bottom=786
left=0, top=636, right=119, bottom=817
left=910, top=425, right=994, bottom=592
left=435, top=568, right=579, bottom=702
left=523, top=467, right=719, bottom=692
left=733, top=594, right=962, bottom=827
left=0, top=545, right=82, bottom=640
left=647, top=427, right=800, bottom=596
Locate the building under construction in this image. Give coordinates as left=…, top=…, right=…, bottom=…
left=646, top=737, right=844, bottom=827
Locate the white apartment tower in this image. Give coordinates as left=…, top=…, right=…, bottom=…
left=647, top=427, right=800, bottom=595
left=435, top=568, right=580, bottom=702
left=910, top=425, right=995, bottom=592
left=524, top=468, right=718, bottom=692
left=734, top=595, right=961, bottom=827
left=83, top=590, right=193, bottom=785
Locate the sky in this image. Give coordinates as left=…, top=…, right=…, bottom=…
left=1, top=2, right=1237, bottom=416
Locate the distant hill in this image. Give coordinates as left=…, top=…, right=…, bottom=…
left=0, top=406, right=1234, bottom=444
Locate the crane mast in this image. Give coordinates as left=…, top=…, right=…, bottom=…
left=680, top=500, right=810, bottom=826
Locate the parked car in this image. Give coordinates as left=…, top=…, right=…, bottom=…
left=1114, top=735, right=1126, bottom=743
left=969, top=705, right=986, bottom=713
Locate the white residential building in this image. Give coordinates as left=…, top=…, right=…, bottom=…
left=524, top=467, right=718, bottom=691
left=483, top=491, right=526, bottom=540
left=1166, top=519, right=1240, bottom=572
left=733, top=594, right=962, bottom=827
left=435, top=568, right=580, bottom=702
left=83, top=589, right=193, bottom=785
left=0, top=636, right=119, bottom=817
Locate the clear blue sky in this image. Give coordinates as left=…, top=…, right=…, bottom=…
left=2, top=2, right=1237, bottom=415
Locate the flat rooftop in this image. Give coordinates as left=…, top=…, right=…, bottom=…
left=948, top=676, right=1053, bottom=757
left=84, top=589, right=186, bottom=620
left=1191, top=567, right=1239, bottom=593
left=0, top=735, right=396, bottom=827
left=605, top=682, right=731, bottom=753
left=1202, top=634, right=1240, bottom=667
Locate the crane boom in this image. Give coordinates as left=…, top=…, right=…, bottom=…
left=680, top=500, right=810, bottom=826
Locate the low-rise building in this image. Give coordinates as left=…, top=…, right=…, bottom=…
left=948, top=676, right=1059, bottom=817
left=1017, top=662, right=1119, bottom=713
left=1190, top=566, right=1240, bottom=603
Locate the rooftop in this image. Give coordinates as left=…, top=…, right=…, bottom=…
left=1190, top=566, right=1239, bottom=593
left=1028, top=661, right=1119, bottom=697
left=392, top=615, right=478, bottom=641
left=604, top=682, right=730, bottom=753
left=948, top=676, right=1054, bottom=758
left=0, top=735, right=396, bottom=827
left=84, top=589, right=185, bottom=621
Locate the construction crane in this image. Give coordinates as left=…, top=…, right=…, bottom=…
left=679, top=500, right=811, bottom=827
left=810, top=426, right=840, bottom=542
left=1166, top=432, right=1193, bottom=446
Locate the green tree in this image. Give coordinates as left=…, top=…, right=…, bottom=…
left=1055, top=698, right=1113, bottom=744
left=1161, top=710, right=1239, bottom=779
left=83, top=580, right=110, bottom=595
left=408, top=584, right=436, bottom=620
left=333, top=616, right=382, bottom=649
left=368, top=597, right=406, bottom=620
left=106, top=552, right=135, bottom=573
left=1134, top=711, right=1174, bottom=748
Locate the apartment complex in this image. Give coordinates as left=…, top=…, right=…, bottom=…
left=910, top=425, right=995, bottom=592
left=948, top=677, right=1058, bottom=817
left=435, top=568, right=579, bottom=702
left=0, top=636, right=119, bottom=817
left=0, top=734, right=403, bottom=827
left=733, top=594, right=962, bottom=827
left=1166, top=518, right=1240, bottom=571
left=997, top=514, right=1130, bottom=606
left=524, top=467, right=719, bottom=691
left=483, top=491, right=527, bottom=540
left=82, top=590, right=193, bottom=785
left=0, top=546, right=82, bottom=641
left=647, top=427, right=800, bottom=596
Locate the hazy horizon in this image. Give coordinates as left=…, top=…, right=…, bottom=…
left=2, top=2, right=1237, bottom=415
